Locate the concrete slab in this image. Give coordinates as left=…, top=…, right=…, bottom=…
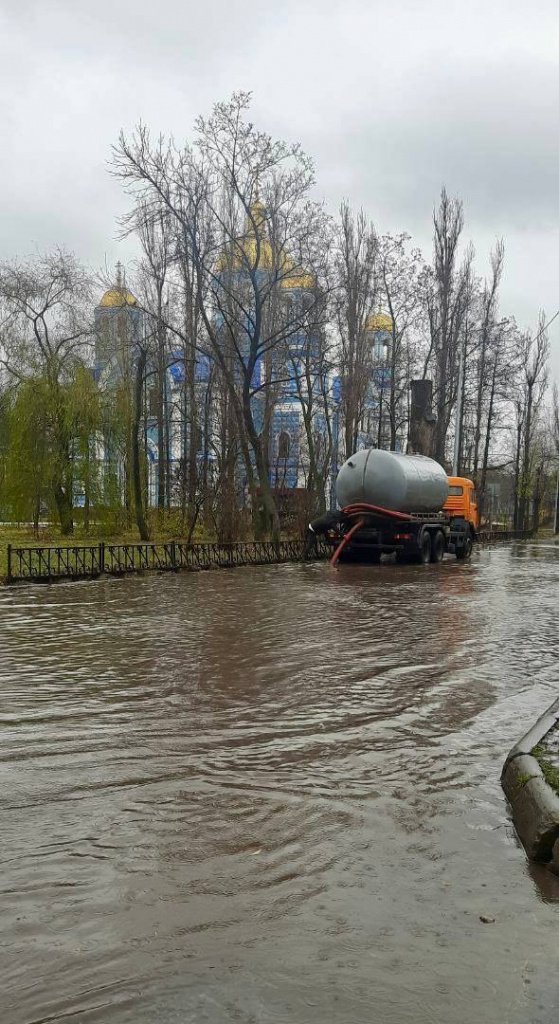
left=502, top=753, right=559, bottom=862
left=503, top=697, right=559, bottom=766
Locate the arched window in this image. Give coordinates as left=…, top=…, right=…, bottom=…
left=373, top=335, right=389, bottom=362
left=278, top=431, right=290, bottom=459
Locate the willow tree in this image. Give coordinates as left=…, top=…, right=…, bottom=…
left=0, top=251, right=92, bottom=534
left=113, top=92, right=329, bottom=541
left=0, top=382, right=10, bottom=517
left=2, top=379, right=49, bottom=530
left=1, top=368, right=100, bottom=533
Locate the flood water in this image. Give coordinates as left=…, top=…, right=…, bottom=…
left=1, top=542, right=559, bottom=1024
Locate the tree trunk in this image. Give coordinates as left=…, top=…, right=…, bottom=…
left=254, top=452, right=281, bottom=541
left=519, top=387, right=533, bottom=531
left=52, top=404, right=74, bottom=535
left=478, top=361, right=497, bottom=526
left=187, top=345, right=198, bottom=517
left=377, top=386, right=384, bottom=449
left=132, top=350, right=150, bottom=540
left=248, top=423, right=280, bottom=542
left=164, top=380, right=172, bottom=508
left=33, top=495, right=41, bottom=538
left=513, top=416, right=523, bottom=531
left=53, top=482, right=74, bottom=536
left=532, top=467, right=542, bottom=533
left=156, top=352, right=165, bottom=512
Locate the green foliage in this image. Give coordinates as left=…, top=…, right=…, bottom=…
left=0, top=389, right=11, bottom=518
left=2, top=378, right=51, bottom=526
left=0, top=366, right=130, bottom=534
left=516, top=772, right=537, bottom=788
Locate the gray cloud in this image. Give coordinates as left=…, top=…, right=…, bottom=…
left=1, top=0, right=558, bottom=366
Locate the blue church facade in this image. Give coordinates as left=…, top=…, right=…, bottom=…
left=93, top=258, right=394, bottom=510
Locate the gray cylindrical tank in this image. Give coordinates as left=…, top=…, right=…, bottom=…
left=336, top=449, right=448, bottom=513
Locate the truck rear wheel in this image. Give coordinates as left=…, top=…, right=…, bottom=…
left=430, top=530, right=445, bottom=563
left=456, top=533, right=473, bottom=560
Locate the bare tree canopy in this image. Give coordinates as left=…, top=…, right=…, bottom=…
left=0, top=97, right=555, bottom=541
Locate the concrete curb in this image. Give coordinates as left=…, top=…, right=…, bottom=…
left=501, top=697, right=559, bottom=862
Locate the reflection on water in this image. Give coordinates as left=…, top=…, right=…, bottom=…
left=1, top=542, right=559, bottom=1023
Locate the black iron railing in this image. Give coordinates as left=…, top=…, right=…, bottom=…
left=5, top=538, right=330, bottom=583
left=6, top=544, right=103, bottom=581
left=3, top=530, right=535, bottom=583
left=477, top=529, right=535, bottom=544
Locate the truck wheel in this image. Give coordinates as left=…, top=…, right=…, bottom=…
left=430, top=530, right=445, bottom=563
left=418, top=531, right=432, bottom=564
left=456, top=534, right=473, bottom=560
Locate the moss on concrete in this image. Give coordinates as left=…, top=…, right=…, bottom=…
left=531, top=744, right=559, bottom=795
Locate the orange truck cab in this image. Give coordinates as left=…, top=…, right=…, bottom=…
left=443, top=477, right=479, bottom=532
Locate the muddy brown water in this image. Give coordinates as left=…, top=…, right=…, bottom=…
left=1, top=542, right=559, bottom=1024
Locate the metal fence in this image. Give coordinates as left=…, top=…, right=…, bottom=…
left=3, top=530, right=535, bottom=583
left=5, top=539, right=330, bottom=583
left=477, top=530, right=535, bottom=544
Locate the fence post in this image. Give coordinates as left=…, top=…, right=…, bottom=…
left=99, top=542, right=105, bottom=575
left=170, top=540, right=177, bottom=571
left=6, top=544, right=12, bottom=582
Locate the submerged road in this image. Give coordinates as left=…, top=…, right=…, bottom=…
left=1, top=541, right=559, bottom=1023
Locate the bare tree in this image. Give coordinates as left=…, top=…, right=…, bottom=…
left=471, top=240, right=505, bottom=480
left=378, top=232, right=423, bottom=449
left=422, top=188, right=473, bottom=466
left=335, top=202, right=378, bottom=458
left=551, top=384, right=559, bottom=533
left=113, top=92, right=329, bottom=541
left=286, top=290, right=335, bottom=511
left=136, top=205, right=174, bottom=513
left=516, top=316, right=549, bottom=530
left=476, top=318, right=516, bottom=524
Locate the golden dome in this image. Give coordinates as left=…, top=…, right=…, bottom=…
left=280, top=255, right=315, bottom=292
left=280, top=271, right=315, bottom=291
left=249, top=199, right=267, bottom=226
left=216, top=201, right=273, bottom=272
left=366, top=312, right=393, bottom=333
left=99, top=287, right=137, bottom=308
left=216, top=201, right=314, bottom=289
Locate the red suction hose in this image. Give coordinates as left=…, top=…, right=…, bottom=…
left=330, top=517, right=366, bottom=566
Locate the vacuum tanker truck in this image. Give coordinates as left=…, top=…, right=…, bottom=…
left=308, top=450, right=478, bottom=565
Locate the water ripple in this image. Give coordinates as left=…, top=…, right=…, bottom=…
left=1, top=542, right=559, bottom=1023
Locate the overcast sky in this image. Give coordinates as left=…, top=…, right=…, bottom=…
left=1, top=0, right=558, bottom=371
